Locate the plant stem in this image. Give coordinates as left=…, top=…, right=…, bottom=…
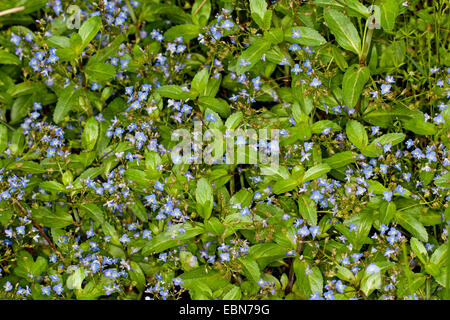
left=125, top=0, right=137, bottom=25
left=193, top=0, right=208, bottom=16
left=285, top=240, right=304, bottom=295
left=0, top=6, right=24, bottom=17
left=360, top=17, right=375, bottom=65
left=230, top=172, right=235, bottom=195
left=10, top=198, right=66, bottom=264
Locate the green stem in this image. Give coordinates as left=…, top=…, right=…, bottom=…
left=426, top=277, right=431, bottom=300
left=401, top=242, right=413, bottom=296
left=360, top=19, right=375, bottom=65
left=230, top=173, right=235, bottom=195
left=0, top=119, right=14, bottom=131
left=125, top=0, right=137, bottom=25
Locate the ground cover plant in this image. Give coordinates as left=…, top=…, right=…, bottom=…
left=0, top=0, right=449, bottom=300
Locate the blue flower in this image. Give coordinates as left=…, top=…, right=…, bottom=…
left=297, top=225, right=310, bottom=237
left=154, top=181, right=164, bottom=191
left=366, top=263, right=380, bottom=275
left=309, top=226, right=320, bottom=238
left=10, top=33, right=21, bottom=46
left=310, top=77, right=322, bottom=87
left=41, top=286, right=51, bottom=296
left=221, top=19, right=234, bottom=30
left=383, top=190, right=393, bottom=202
left=291, top=28, right=301, bottom=39
left=380, top=84, right=391, bottom=95
left=53, top=283, right=64, bottom=295
left=119, top=234, right=130, bottom=244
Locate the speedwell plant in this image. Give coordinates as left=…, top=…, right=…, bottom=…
left=0, top=0, right=449, bottom=300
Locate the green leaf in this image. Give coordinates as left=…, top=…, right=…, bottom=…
left=164, top=24, right=201, bottom=42
left=82, top=117, right=99, bottom=151
left=73, top=167, right=105, bottom=187
left=346, top=120, right=368, bottom=149
left=0, top=124, right=8, bottom=154
left=79, top=16, right=102, bottom=48
left=379, top=0, right=399, bottom=31
left=367, top=179, right=388, bottom=194
left=379, top=41, right=405, bottom=71
left=11, top=94, right=35, bottom=124
left=336, top=265, right=355, bottom=282
left=302, top=163, right=331, bottom=183
left=249, top=0, right=272, bottom=30
left=102, top=221, right=121, bottom=246
left=32, top=256, right=48, bottom=278
left=362, top=133, right=406, bottom=157
left=0, top=209, right=12, bottom=227
left=14, top=251, right=35, bottom=279
left=142, top=223, right=204, bottom=255
left=402, top=117, right=437, bottom=135
left=129, top=197, right=148, bottom=222
left=260, top=165, right=290, bottom=180
left=8, top=161, right=45, bottom=174
left=180, top=251, right=199, bottom=271
left=129, top=261, right=146, bottom=292
left=125, top=169, right=150, bottom=186
left=395, top=211, right=428, bottom=242
left=250, top=0, right=267, bottom=20
left=354, top=209, right=374, bottom=250
left=332, top=46, right=348, bottom=71
left=286, top=27, right=327, bottom=46
left=430, top=244, right=448, bottom=267
left=371, top=133, right=406, bottom=147
left=198, top=96, right=231, bottom=118
left=410, top=237, right=428, bottom=265
left=343, top=0, right=371, bottom=17
left=323, top=151, right=357, bottom=169
left=435, top=173, right=450, bottom=188
left=360, top=268, right=381, bottom=296
left=85, top=63, right=116, bottom=82
left=155, top=85, right=195, bottom=100
left=311, top=120, right=342, bottom=134
left=223, top=286, right=242, bottom=300
left=196, top=178, right=214, bottom=220
left=273, top=178, right=299, bottom=194
left=79, top=203, right=105, bottom=224
left=67, top=267, right=85, bottom=290
left=234, top=39, right=272, bottom=75
left=31, top=207, right=73, bottom=228
left=294, top=260, right=323, bottom=297
left=9, top=128, right=25, bottom=155
left=379, top=201, right=396, bottom=225
left=264, top=28, right=284, bottom=44
left=225, top=112, right=243, bottom=130
left=324, top=9, right=361, bottom=56
left=238, top=256, right=261, bottom=283
left=180, top=268, right=229, bottom=293
left=39, top=181, right=66, bottom=193
left=191, top=69, right=209, bottom=96
left=53, top=85, right=80, bottom=124
left=249, top=243, right=287, bottom=268
left=298, top=195, right=318, bottom=226
left=47, top=35, right=70, bottom=48
left=192, top=0, right=211, bottom=27
left=204, top=217, right=225, bottom=236
left=314, top=0, right=370, bottom=18
left=342, top=64, right=370, bottom=109
left=0, top=49, right=21, bottom=65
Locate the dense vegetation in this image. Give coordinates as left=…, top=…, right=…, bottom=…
left=0, top=0, right=449, bottom=300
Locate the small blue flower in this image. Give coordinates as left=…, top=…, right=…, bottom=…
left=383, top=191, right=393, bottom=202
left=366, top=263, right=380, bottom=275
